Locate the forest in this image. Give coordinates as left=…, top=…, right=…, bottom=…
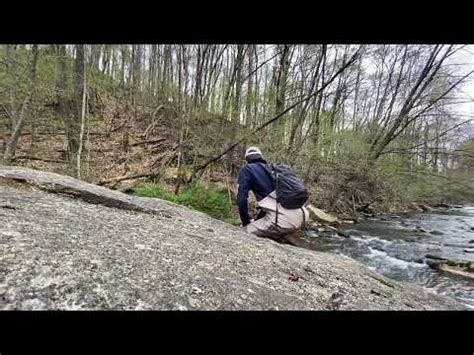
left=1, top=44, right=473, bottom=223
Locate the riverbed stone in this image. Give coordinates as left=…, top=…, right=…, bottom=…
left=0, top=165, right=467, bottom=310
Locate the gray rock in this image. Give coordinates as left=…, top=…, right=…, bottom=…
left=429, top=230, right=444, bottom=236
left=0, top=165, right=467, bottom=310
left=344, top=229, right=363, bottom=237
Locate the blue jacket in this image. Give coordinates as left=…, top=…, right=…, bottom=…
left=237, top=158, right=275, bottom=226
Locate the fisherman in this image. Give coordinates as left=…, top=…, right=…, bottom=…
left=236, top=146, right=309, bottom=243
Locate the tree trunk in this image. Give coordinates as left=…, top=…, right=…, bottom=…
left=120, top=45, right=127, bottom=89
left=273, top=45, right=292, bottom=143
left=6, top=45, right=19, bottom=127
left=64, top=44, right=85, bottom=170
left=245, top=45, right=255, bottom=126
left=77, top=54, right=87, bottom=179
left=54, top=44, right=77, bottom=168
left=3, top=45, right=39, bottom=164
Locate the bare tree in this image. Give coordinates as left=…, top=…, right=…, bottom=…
left=3, top=45, right=39, bottom=164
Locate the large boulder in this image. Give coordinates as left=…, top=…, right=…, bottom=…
left=307, top=204, right=339, bottom=225
left=425, top=255, right=473, bottom=280
left=0, top=165, right=466, bottom=310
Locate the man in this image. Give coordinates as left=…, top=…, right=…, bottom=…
left=236, top=146, right=309, bottom=243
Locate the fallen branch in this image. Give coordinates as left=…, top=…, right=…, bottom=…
left=191, top=48, right=361, bottom=182
left=12, top=155, right=65, bottom=164
left=142, top=105, right=165, bottom=138
left=130, top=138, right=166, bottom=147
left=99, top=151, right=178, bottom=188
left=20, top=130, right=107, bottom=137
left=89, top=148, right=116, bottom=153
left=150, top=147, right=178, bottom=168
left=110, top=115, right=134, bottom=134
left=98, top=171, right=160, bottom=186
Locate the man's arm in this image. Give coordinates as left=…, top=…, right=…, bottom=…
left=237, top=167, right=252, bottom=226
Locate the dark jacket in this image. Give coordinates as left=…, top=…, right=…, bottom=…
left=237, top=157, right=275, bottom=226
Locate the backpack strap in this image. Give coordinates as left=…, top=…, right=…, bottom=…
left=301, top=207, right=306, bottom=229
left=258, top=162, right=274, bottom=183
left=274, top=199, right=279, bottom=226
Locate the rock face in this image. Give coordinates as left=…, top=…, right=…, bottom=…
left=0, top=165, right=467, bottom=310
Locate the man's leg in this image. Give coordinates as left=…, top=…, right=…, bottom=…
left=244, top=216, right=291, bottom=243
left=244, top=217, right=275, bottom=238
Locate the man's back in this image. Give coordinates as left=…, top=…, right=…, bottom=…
left=237, top=157, right=275, bottom=225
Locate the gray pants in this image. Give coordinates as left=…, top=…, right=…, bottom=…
left=244, top=191, right=309, bottom=242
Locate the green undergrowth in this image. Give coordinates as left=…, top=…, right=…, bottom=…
left=134, top=182, right=240, bottom=225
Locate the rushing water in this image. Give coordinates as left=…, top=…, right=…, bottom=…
left=302, top=205, right=474, bottom=309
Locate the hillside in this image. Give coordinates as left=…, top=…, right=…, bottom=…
left=2, top=45, right=473, bottom=223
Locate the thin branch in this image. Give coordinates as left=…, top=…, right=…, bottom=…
left=191, top=48, right=362, bottom=181
left=391, top=69, right=474, bottom=144
left=381, top=118, right=473, bottom=155
left=241, top=48, right=286, bottom=83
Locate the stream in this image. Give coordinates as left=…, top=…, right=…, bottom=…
left=302, top=205, right=474, bottom=309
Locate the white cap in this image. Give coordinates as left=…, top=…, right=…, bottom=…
left=245, top=146, right=262, bottom=158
